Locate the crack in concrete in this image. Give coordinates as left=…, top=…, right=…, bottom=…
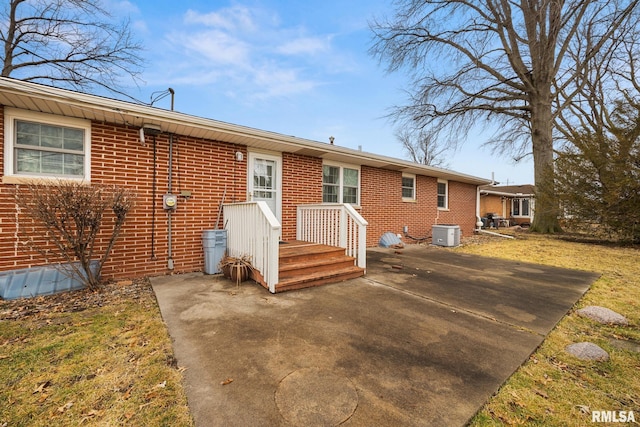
left=365, top=278, right=543, bottom=337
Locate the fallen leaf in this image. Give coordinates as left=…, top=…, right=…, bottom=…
left=33, top=380, right=51, bottom=394
left=80, top=409, right=102, bottom=423
left=145, top=391, right=159, bottom=400
left=534, top=389, right=548, bottom=399
left=57, top=401, right=74, bottom=413
left=122, top=387, right=133, bottom=400
left=576, top=405, right=590, bottom=414
left=221, top=378, right=233, bottom=385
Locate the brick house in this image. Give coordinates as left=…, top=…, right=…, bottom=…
left=479, top=184, right=535, bottom=227
left=0, top=78, right=489, bottom=293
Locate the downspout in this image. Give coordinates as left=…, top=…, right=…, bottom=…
left=475, top=185, right=482, bottom=231
left=167, top=89, right=175, bottom=270
left=476, top=186, right=514, bottom=239
left=167, top=133, right=174, bottom=270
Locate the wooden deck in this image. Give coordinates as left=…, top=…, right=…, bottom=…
left=252, top=240, right=365, bottom=292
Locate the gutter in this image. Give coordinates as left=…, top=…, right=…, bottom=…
left=0, top=77, right=492, bottom=186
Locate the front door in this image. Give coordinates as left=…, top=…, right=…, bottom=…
left=248, top=152, right=281, bottom=220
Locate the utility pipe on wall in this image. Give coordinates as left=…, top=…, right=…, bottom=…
left=167, top=88, right=175, bottom=270
left=167, top=132, right=174, bottom=270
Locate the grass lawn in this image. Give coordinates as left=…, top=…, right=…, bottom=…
left=457, top=233, right=640, bottom=426
left=0, top=279, right=193, bottom=427
left=1, top=233, right=638, bottom=426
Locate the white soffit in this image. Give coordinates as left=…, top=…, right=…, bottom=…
left=0, top=77, right=491, bottom=185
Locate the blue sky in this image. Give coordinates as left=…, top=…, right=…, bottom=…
left=116, top=0, right=533, bottom=185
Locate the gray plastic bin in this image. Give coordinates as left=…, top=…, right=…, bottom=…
left=432, top=224, right=460, bottom=247
left=203, top=229, right=227, bottom=274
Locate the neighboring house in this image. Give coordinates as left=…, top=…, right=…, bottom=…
left=479, top=184, right=535, bottom=227
left=0, top=77, right=490, bottom=293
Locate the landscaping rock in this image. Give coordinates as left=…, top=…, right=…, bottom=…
left=608, top=337, right=640, bottom=354
left=576, top=306, right=628, bottom=326
left=566, top=342, right=610, bottom=361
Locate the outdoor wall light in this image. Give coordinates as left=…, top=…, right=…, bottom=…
left=235, top=151, right=244, bottom=161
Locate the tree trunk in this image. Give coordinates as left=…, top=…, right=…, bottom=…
left=529, top=97, right=563, bottom=233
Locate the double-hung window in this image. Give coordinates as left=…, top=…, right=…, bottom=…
left=4, top=108, right=91, bottom=182
left=322, top=163, right=360, bottom=204
left=512, top=198, right=530, bottom=217
left=402, top=173, right=416, bottom=201
left=437, top=179, right=448, bottom=209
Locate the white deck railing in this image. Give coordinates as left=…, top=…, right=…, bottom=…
left=296, top=204, right=368, bottom=270
left=223, top=202, right=281, bottom=293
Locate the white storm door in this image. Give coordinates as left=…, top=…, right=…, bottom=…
left=248, top=152, right=282, bottom=220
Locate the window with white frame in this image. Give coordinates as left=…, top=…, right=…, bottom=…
left=322, top=163, right=360, bottom=204
left=512, top=198, right=531, bottom=217
left=437, top=179, right=448, bottom=209
left=4, top=108, right=91, bottom=181
left=402, top=173, right=415, bottom=201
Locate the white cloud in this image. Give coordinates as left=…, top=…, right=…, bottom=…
left=147, top=5, right=348, bottom=102
left=183, top=6, right=257, bottom=33
left=171, top=29, right=251, bottom=66
left=276, top=36, right=332, bottom=56
left=251, top=64, right=322, bottom=100
left=105, top=0, right=140, bottom=15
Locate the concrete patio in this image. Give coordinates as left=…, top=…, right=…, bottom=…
left=151, top=245, right=598, bottom=426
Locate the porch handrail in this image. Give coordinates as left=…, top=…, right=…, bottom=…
left=223, top=201, right=281, bottom=293
left=296, top=203, right=368, bottom=270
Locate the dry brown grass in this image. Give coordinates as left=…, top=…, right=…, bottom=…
left=2, top=233, right=638, bottom=426
left=0, top=279, right=193, bottom=427
left=458, top=232, right=640, bottom=426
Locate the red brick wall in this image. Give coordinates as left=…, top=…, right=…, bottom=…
left=92, top=125, right=248, bottom=278
left=1, top=110, right=479, bottom=279
left=360, top=166, right=477, bottom=246
left=480, top=194, right=505, bottom=217
left=436, top=180, right=478, bottom=236
left=281, top=153, right=322, bottom=240
left=1, top=116, right=248, bottom=278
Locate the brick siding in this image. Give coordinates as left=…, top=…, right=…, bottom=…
left=281, top=153, right=323, bottom=241
left=1, top=109, right=479, bottom=279
left=360, top=167, right=477, bottom=246
left=480, top=194, right=505, bottom=218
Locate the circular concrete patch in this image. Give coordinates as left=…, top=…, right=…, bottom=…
left=275, top=367, right=358, bottom=426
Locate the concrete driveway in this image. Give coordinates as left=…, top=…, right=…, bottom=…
left=151, top=245, right=598, bottom=426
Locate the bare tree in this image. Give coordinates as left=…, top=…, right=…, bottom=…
left=370, top=0, right=640, bottom=233
left=396, top=126, right=450, bottom=168
left=1, top=0, right=144, bottom=95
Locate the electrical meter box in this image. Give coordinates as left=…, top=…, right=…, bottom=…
left=163, top=194, right=178, bottom=210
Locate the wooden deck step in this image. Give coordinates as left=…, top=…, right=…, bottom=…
left=276, top=265, right=365, bottom=293
left=274, top=241, right=364, bottom=292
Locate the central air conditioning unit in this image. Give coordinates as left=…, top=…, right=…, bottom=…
left=432, top=224, right=460, bottom=247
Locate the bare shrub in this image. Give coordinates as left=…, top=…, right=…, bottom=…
left=14, top=180, right=136, bottom=290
